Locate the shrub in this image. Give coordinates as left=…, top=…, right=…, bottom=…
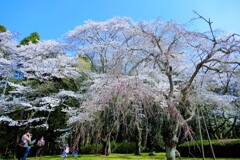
left=113, top=141, right=135, bottom=153
left=110, top=141, right=118, bottom=153
left=178, top=139, right=240, bottom=158
left=80, top=141, right=140, bottom=154
left=80, top=144, right=102, bottom=154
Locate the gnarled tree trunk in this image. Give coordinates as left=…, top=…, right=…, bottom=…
left=101, top=135, right=111, bottom=155
left=165, top=134, right=178, bottom=160
left=135, top=123, right=142, bottom=155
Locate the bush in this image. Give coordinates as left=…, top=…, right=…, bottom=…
left=110, top=141, right=118, bottom=153
left=178, top=139, right=240, bottom=158
left=113, top=141, right=136, bottom=153
left=80, top=144, right=102, bottom=154
left=80, top=141, right=139, bottom=154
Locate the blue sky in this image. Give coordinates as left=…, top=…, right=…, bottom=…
left=1, top=0, right=240, bottom=41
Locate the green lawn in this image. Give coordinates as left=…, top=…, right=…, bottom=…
left=24, top=153, right=240, bottom=160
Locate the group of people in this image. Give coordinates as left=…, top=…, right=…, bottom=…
left=17, top=130, right=78, bottom=160
left=61, top=144, right=79, bottom=160
left=17, top=130, right=45, bottom=160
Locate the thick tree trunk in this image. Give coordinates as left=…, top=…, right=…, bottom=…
left=163, top=132, right=178, bottom=160
left=101, top=136, right=111, bottom=155
left=166, top=144, right=177, bottom=160
left=107, top=138, right=111, bottom=155
left=135, top=124, right=141, bottom=155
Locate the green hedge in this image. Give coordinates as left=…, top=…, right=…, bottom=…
left=178, top=139, right=240, bottom=158
left=80, top=141, right=136, bottom=154
left=114, top=141, right=136, bottom=153
left=80, top=144, right=102, bottom=154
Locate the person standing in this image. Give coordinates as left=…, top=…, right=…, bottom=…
left=72, top=147, right=78, bottom=158
left=21, top=130, right=33, bottom=160
left=35, top=136, right=45, bottom=160
left=61, top=144, right=69, bottom=160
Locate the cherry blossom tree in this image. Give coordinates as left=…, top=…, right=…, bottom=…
left=0, top=33, right=88, bottom=131
left=66, top=15, right=240, bottom=159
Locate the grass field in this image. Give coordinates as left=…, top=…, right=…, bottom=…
left=24, top=153, right=240, bottom=160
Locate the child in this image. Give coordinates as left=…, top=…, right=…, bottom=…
left=72, top=147, right=78, bottom=158
left=61, top=144, right=69, bottom=160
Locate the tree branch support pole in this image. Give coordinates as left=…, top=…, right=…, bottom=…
left=197, top=107, right=205, bottom=160
left=200, top=108, right=216, bottom=160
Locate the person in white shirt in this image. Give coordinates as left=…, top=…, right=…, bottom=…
left=21, top=130, right=32, bottom=160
